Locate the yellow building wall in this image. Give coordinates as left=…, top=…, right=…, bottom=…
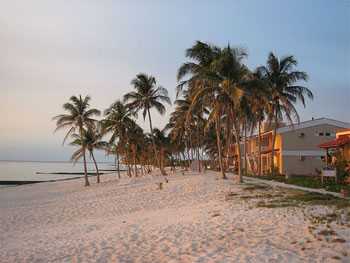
left=342, top=144, right=350, bottom=162
left=275, top=134, right=283, bottom=174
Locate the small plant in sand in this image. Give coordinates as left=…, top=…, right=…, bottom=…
left=318, top=229, right=336, bottom=236
left=211, top=213, right=220, bottom=217
left=244, top=184, right=270, bottom=191
left=225, top=192, right=238, bottom=200
left=164, top=177, right=169, bottom=183
left=156, top=182, right=163, bottom=190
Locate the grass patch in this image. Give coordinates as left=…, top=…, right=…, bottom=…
left=225, top=192, right=238, bottom=200
left=283, top=192, right=350, bottom=209
left=244, top=184, right=270, bottom=191
left=256, top=201, right=298, bottom=209
left=318, top=229, right=336, bottom=236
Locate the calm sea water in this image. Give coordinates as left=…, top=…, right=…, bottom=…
left=0, top=161, right=118, bottom=184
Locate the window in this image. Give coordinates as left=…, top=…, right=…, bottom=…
left=315, top=132, right=324, bottom=136
left=326, top=133, right=330, bottom=136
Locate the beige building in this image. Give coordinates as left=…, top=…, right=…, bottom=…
left=235, top=117, right=350, bottom=175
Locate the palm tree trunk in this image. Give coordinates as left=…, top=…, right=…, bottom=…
left=258, top=119, right=262, bottom=176
left=125, top=148, right=131, bottom=177
left=216, top=111, right=227, bottom=179
left=116, top=154, right=121, bottom=178
left=90, top=151, right=100, bottom=183
left=147, top=108, right=165, bottom=175
left=184, top=137, right=192, bottom=171
left=226, top=110, right=232, bottom=170
left=232, top=116, right=243, bottom=183
left=196, top=113, right=201, bottom=172
left=181, top=152, right=188, bottom=170
left=243, top=120, right=247, bottom=175
left=79, top=125, right=90, bottom=187
left=270, top=102, right=278, bottom=172
left=132, top=145, right=138, bottom=177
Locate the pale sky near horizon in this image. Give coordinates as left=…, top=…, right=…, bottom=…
left=0, top=0, right=349, bottom=162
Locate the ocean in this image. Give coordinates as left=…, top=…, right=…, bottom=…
left=0, top=161, right=120, bottom=186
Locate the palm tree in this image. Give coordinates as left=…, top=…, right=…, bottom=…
left=124, top=73, right=171, bottom=175
left=178, top=41, right=248, bottom=181
left=101, top=100, right=134, bottom=176
left=125, top=120, right=143, bottom=177
left=107, top=142, right=123, bottom=178
left=53, top=95, right=100, bottom=186
left=245, top=70, right=270, bottom=176
left=257, top=52, right=313, bottom=171
left=153, top=128, right=171, bottom=172
left=69, top=128, right=108, bottom=183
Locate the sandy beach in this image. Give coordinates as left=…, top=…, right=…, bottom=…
left=1, top=170, right=349, bottom=263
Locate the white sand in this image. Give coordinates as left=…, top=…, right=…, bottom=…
left=1, top=170, right=349, bottom=262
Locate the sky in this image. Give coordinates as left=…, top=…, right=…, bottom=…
left=0, top=0, right=349, bottom=162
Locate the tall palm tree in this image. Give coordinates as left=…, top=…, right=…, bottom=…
left=69, top=128, right=108, bottom=183
left=124, top=73, right=171, bottom=175
left=53, top=95, right=100, bottom=187
left=257, top=52, right=313, bottom=171
left=178, top=41, right=248, bottom=182
left=246, top=70, right=270, bottom=176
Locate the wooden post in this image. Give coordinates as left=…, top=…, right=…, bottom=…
left=325, top=148, right=328, bottom=167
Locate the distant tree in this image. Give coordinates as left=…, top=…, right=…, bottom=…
left=101, top=100, right=134, bottom=176
left=69, top=128, right=108, bottom=183
left=124, top=73, right=171, bottom=175
left=53, top=95, right=100, bottom=187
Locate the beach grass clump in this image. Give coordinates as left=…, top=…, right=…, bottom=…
left=256, top=200, right=298, bottom=209
left=318, top=229, right=336, bottom=236
left=225, top=192, right=238, bottom=200
left=156, top=182, right=163, bottom=190
left=310, top=213, right=340, bottom=225
left=240, top=195, right=255, bottom=200
left=244, top=184, right=270, bottom=191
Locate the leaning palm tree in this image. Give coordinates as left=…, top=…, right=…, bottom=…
left=69, top=128, right=108, bottom=183
left=53, top=95, right=100, bottom=186
left=124, top=73, right=171, bottom=175
left=257, top=52, right=313, bottom=171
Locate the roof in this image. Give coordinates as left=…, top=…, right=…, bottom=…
left=336, top=128, right=350, bottom=133
left=317, top=136, right=350, bottom=148
left=276, top=117, right=350, bottom=135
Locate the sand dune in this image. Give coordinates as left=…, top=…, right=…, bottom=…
left=1, top=170, right=349, bottom=262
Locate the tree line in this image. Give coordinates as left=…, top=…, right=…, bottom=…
left=53, top=41, right=313, bottom=186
